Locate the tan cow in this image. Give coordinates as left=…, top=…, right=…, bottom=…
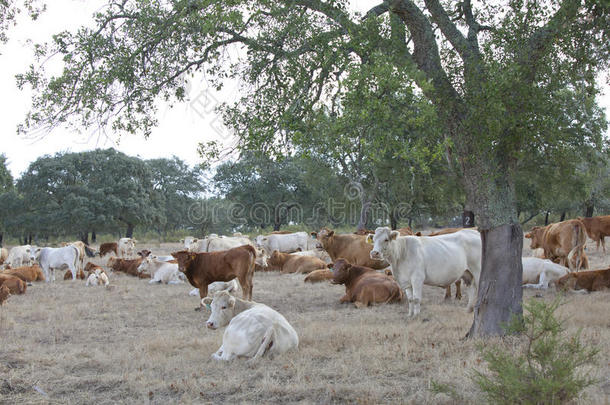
left=171, top=245, right=256, bottom=301
left=577, top=215, right=610, bottom=252
left=99, top=242, right=118, bottom=257
left=0, top=274, right=27, bottom=295
left=556, top=268, right=610, bottom=292
left=0, top=284, right=9, bottom=305
left=312, top=228, right=388, bottom=270
left=2, top=264, right=45, bottom=282
left=107, top=257, right=150, bottom=278
left=267, top=250, right=328, bottom=274
left=525, top=219, right=587, bottom=271
left=304, top=269, right=334, bottom=283
left=330, top=259, right=403, bottom=308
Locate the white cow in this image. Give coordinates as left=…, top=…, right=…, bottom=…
left=189, top=235, right=252, bottom=253
left=255, top=232, right=309, bottom=256
left=6, top=245, right=33, bottom=268
left=202, top=291, right=299, bottom=361
left=180, top=236, right=197, bottom=249
left=86, top=269, right=110, bottom=286
left=137, top=256, right=183, bottom=284
left=35, top=246, right=80, bottom=282
left=369, top=227, right=481, bottom=317
left=189, top=279, right=242, bottom=297
left=522, top=257, right=569, bottom=289
left=118, top=238, right=137, bottom=258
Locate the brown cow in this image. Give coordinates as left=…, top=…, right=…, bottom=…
left=304, top=268, right=334, bottom=283
left=64, top=268, right=86, bottom=280
left=312, top=228, right=388, bottom=270
left=525, top=219, right=587, bottom=271
left=2, top=264, right=46, bottom=282
left=107, top=257, right=150, bottom=278
left=0, top=274, right=27, bottom=295
left=578, top=215, right=610, bottom=252
left=330, top=259, right=403, bottom=308
left=268, top=250, right=327, bottom=274
left=0, top=284, right=9, bottom=305
left=171, top=245, right=256, bottom=301
left=397, top=227, right=414, bottom=236
left=99, top=242, right=118, bottom=257
left=84, top=262, right=108, bottom=277
left=556, top=268, right=610, bottom=292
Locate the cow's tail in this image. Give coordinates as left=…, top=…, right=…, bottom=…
left=567, top=223, right=587, bottom=272
left=250, top=324, right=275, bottom=361
left=245, top=245, right=257, bottom=274
left=71, top=246, right=80, bottom=279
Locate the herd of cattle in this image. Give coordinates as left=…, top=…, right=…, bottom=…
left=0, top=214, right=609, bottom=361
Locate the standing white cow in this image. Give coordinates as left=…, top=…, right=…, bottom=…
left=255, top=232, right=309, bottom=256
left=118, top=238, right=137, bottom=258
left=202, top=291, right=299, bottom=361
left=522, top=257, right=569, bottom=289
left=6, top=245, right=33, bottom=268
left=369, top=227, right=481, bottom=317
left=35, top=246, right=81, bottom=282
left=137, top=256, right=183, bottom=284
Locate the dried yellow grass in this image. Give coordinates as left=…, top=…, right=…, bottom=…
left=0, top=236, right=608, bottom=404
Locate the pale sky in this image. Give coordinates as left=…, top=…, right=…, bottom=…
left=0, top=1, right=608, bottom=179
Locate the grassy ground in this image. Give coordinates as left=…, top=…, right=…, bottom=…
left=0, top=236, right=608, bottom=404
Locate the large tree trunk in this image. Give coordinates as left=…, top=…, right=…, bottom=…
left=126, top=223, right=134, bottom=238
left=91, top=230, right=96, bottom=243
left=390, top=208, right=398, bottom=230
left=544, top=211, right=550, bottom=225
left=80, top=232, right=89, bottom=245
left=560, top=211, right=566, bottom=222
left=0, top=232, right=3, bottom=247
left=468, top=224, right=523, bottom=337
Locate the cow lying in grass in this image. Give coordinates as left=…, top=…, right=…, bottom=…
left=331, top=259, right=403, bottom=308
left=556, top=268, right=610, bottom=293
left=202, top=291, right=298, bottom=361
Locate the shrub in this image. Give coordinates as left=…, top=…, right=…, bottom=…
left=472, top=299, right=599, bottom=404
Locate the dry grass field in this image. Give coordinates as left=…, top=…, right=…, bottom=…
left=1, top=236, right=609, bottom=404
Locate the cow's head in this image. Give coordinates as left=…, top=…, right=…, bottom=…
left=315, top=228, right=334, bottom=250
left=201, top=291, right=236, bottom=329
left=29, top=247, right=41, bottom=263
left=254, top=248, right=268, bottom=269
left=137, top=255, right=155, bottom=274
left=330, top=258, right=351, bottom=285
left=171, top=251, right=196, bottom=272
left=525, top=227, right=544, bottom=249
left=370, top=227, right=399, bottom=261
left=555, top=273, right=576, bottom=291
left=268, top=250, right=283, bottom=266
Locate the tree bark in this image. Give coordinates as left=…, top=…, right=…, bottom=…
left=126, top=223, right=134, bottom=238
left=467, top=223, right=523, bottom=337
left=390, top=208, right=398, bottom=230
left=462, top=210, right=475, bottom=228
left=560, top=211, right=566, bottom=222
left=544, top=211, right=550, bottom=225
left=91, top=230, right=96, bottom=243
left=0, top=232, right=3, bottom=248
left=80, top=232, right=89, bottom=245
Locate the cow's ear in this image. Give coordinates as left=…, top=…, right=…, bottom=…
left=524, top=233, right=532, bottom=239
left=310, top=232, right=317, bottom=238
left=328, top=231, right=334, bottom=237
left=390, top=231, right=399, bottom=240
left=415, top=232, right=422, bottom=236
left=201, top=297, right=213, bottom=309
left=189, top=253, right=197, bottom=261
left=365, top=234, right=373, bottom=244
left=171, top=252, right=177, bottom=258
left=228, top=296, right=236, bottom=308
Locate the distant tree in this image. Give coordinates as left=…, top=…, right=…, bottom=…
left=146, top=156, right=206, bottom=236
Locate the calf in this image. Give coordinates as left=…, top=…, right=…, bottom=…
left=304, top=269, right=334, bottom=283
left=0, top=274, right=27, bottom=295
left=188, top=279, right=242, bottom=297
left=556, top=268, right=610, bottom=292
left=99, top=242, right=118, bottom=257
left=577, top=215, right=610, bottom=252
left=267, top=250, right=327, bottom=274
left=202, top=291, right=298, bottom=361
left=137, top=256, right=183, bottom=284
left=1, top=264, right=45, bottom=282
left=291, top=249, right=332, bottom=264
left=171, top=245, right=256, bottom=301
left=331, top=259, right=403, bottom=307
left=118, top=238, right=137, bottom=258
left=6, top=245, right=33, bottom=268
left=86, top=269, right=110, bottom=286
left=107, top=257, right=150, bottom=278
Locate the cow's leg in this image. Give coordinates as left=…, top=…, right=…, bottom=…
left=411, top=277, right=424, bottom=317
left=403, top=284, right=414, bottom=317
left=70, top=266, right=77, bottom=281
left=443, top=286, right=451, bottom=300
left=43, top=265, right=50, bottom=283
left=455, top=280, right=462, bottom=300
left=197, top=283, right=209, bottom=310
